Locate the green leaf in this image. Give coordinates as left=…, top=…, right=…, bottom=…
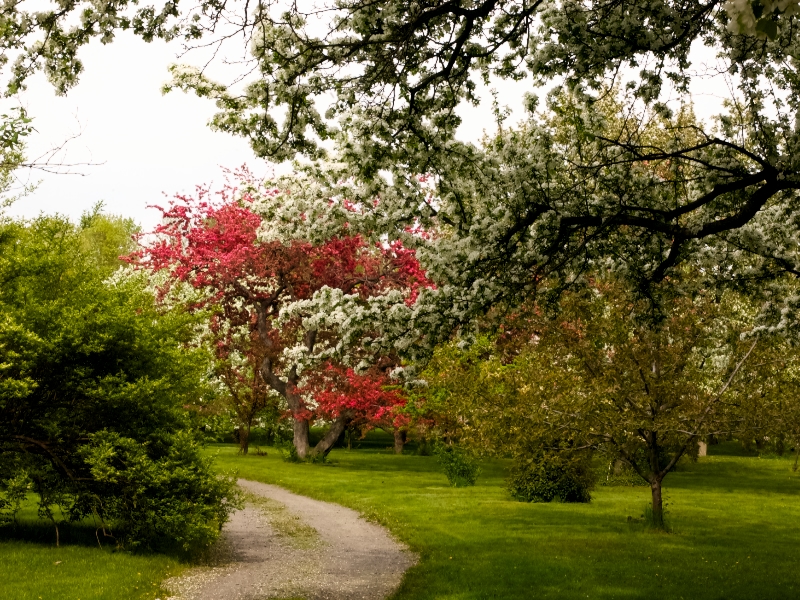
left=756, top=18, right=779, bottom=40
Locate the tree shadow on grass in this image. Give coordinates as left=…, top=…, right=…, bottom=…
left=0, top=518, right=203, bottom=561
left=0, top=519, right=108, bottom=548
left=665, top=457, right=800, bottom=496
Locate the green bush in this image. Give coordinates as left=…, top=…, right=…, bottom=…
left=0, top=213, right=240, bottom=553
left=435, top=445, right=480, bottom=487
left=279, top=440, right=301, bottom=463
left=78, top=430, right=239, bottom=551
left=415, top=438, right=434, bottom=456
left=508, top=451, right=595, bottom=503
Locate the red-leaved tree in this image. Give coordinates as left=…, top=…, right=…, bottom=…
left=128, top=179, right=430, bottom=458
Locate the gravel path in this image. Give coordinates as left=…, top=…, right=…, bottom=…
left=164, top=479, right=416, bottom=600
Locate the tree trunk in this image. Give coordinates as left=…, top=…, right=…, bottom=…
left=311, top=412, right=353, bottom=457
left=238, top=424, right=251, bottom=455
left=259, top=352, right=313, bottom=460
left=650, top=478, right=664, bottom=528
left=697, top=441, right=707, bottom=457
left=393, top=429, right=407, bottom=454
left=293, top=417, right=310, bottom=460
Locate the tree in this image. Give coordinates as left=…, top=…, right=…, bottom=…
left=162, top=2, right=800, bottom=359
left=421, top=274, right=791, bottom=526
left=129, top=176, right=428, bottom=459
left=0, top=211, right=238, bottom=551
left=298, top=361, right=409, bottom=450
left=0, top=0, right=794, bottom=285
left=209, top=317, right=283, bottom=455
left=0, top=0, right=795, bottom=348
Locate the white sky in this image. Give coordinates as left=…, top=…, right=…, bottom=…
left=3, top=33, right=728, bottom=232
left=5, top=33, right=259, bottom=231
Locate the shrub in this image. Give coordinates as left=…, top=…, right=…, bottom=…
left=79, top=430, right=240, bottom=552
left=279, top=440, right=301, bottom=463
left=415, top=438, right=434, bottom=456
left=0, top=213, right=241, bottom=553
left=0, top=468, right=30, bottom=524
left=508, top=450, right=595, bottom=503
left=435, top=444, right=481, bottom=487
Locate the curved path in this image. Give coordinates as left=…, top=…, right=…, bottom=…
left=164, top=479, right=416, bottom=600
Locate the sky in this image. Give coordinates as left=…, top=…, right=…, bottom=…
left=5, top=31, right=527, bottom=232
left=3, top=32, right=729, bottom=232
left=5, top=33, right=258, bottom=231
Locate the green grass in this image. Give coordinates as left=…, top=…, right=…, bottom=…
left=0, top=500, right=185, bottom=600
left=211, top=439, right=800, bottom=600
left=5, top=435, right=799, bottom=599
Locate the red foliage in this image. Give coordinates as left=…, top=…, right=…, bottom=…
left=126, top=180, right=432, bottom=430
left=298, top=363, right=409, bottom=429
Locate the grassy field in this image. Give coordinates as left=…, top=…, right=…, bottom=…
left=0, top=500, right=185, bottom=600
left=4, top=435, right=800, bottom=599
left=211, top=436, right=800, bottom=600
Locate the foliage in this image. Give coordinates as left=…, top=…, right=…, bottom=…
left=0, top=107, right=32, bottom=209
left=415, top=272, right=800, bottom=524
left=434, top=445, right=480, bottom=488
left=298, top=363, right=408, bottom=431
left=2, top=0, right=800, bottom=371
left=209, top=88, right=800, bottom=404
left=726, top=0, right=800, bottom=38
left=78, top=430, right=235, bottom=551
left=161, top=0, right=800, bottom=339
left=507, top=450, right=594, bottom=503
left=128, top=175, right=428, bottom=458
left=0, top=212, right=238, bottom=551
left=164, top=0, right=784, bottom=172
left=210, top=320, right=284, bottom=455
left=2, top=0, right=796, bottom=338
left=0, top=468, right=29, bottom=524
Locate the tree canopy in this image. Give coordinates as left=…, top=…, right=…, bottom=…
left=153, top=1, right=800, bottom=360
left=128, top=179, right=426, bottom=458
left=0, top=1, right=798, bottom=330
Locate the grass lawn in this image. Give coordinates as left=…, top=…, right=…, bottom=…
left=211, top=437, right=800, bottom=600
left=0, top=500, right=185, bottom=600
left=4, top=435, right=799, bottom=600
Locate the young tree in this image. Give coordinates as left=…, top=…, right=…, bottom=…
left=210, top=318, right=283, bottom=455
left=422, top=275, right=786, bottom=526
left=130, top=177, right=428, bottom=459
left=0, top=211, right=237, bottom=550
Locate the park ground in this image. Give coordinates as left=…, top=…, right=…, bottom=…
left=2, top=433, right=800, bottom=599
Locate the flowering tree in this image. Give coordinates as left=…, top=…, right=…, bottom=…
left=298, top=361, right=409, bottom=450
left=162, top=3, right=800, bottom=362
left=128, top=175, right=430, bottom=458
left=0, top=0, right=797, bottom=363
left=243, top=90, right=800, bottom=374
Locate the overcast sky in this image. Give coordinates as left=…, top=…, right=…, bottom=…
left=3, top=33, right=258, bottom=231
left=3, top=33, right=727, bottom=232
